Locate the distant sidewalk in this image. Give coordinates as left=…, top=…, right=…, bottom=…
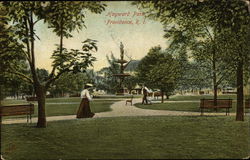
left=2, top=98, right=237, bottom=125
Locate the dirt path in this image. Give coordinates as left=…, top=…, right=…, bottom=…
left=95, top=98, right=235, bottom=117
left=2, top=98, right=237, bottom=124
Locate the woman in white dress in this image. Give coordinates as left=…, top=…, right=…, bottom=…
left=76, top=84, right=95, bottom=118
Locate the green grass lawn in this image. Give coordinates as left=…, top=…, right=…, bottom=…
left=94, top=95, right=141, bottom=99
left=135, top=101, right=241, bottom=113
left=164, top=94, right=250, bottom=101
left=139, top=94, right=250, bottom=113
left=1, top=98, right=118, bottom=119
left=1, top=116, right=249, bottom=159
left=1, top=96, right=127, bottom=104
left=136, top=101, right=201, bottom=112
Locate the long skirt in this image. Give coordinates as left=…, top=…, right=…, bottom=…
left=76, top=98, right=95, bottom=118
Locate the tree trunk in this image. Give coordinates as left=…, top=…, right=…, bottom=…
left=0, top=85, right=2, bottom=105
left=211, top=47, right=218, bottom=107
left=236, top=58, right=244, bottom=121
left=166, top=95, right=169, bottom=99
left=36, top=85, right=47, bottom=128
left=213, top=84, right=218, bottom=106
left=161, top=91, right=164, bottom=103
left=60, top=28, right=63, bottom=55
left=28, top=12, right=47, bottom=127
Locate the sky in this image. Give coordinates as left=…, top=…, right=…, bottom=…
left=34, top=1, right=168, bottom=72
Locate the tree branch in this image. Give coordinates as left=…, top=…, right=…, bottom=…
left=24, top=17, right=31, bottom=62
left=27, top=10, right=40, bottom=85
left=47, top=66, right=56, bottom=82
left=4, top=70, right=33, bottom=84
left=45, top=68, right=73, bottom=89
left=204, top=26, right=214, bottom=42
left=24, top=52, right=32, bottom=64
left=216, top=69, right=235, bottom=86
left=216, top=74, right=226, bottom=86
left=33, top=19, right=41, bottom=25
left=29, top=11, right=35, bottom=68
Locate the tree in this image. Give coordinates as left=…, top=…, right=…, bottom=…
left=158, top=4, right=233, bottom=103
left=191, top=31, right=236, bottom=102
left=134, top=0, right=250, bottom=121
left=187, top=61, right=212, bottom=92
left=3, top=2, right=106, bottom=127
left=0, top=2, right=28, bottom=103
left=96, top=54, right=120, bottom=94
left=175, top=50, right=190, bottom=93
left=195, top=0, right=250, bottom=121
left=137, top=46, right=181, bottom=103
left=49, top=71, right=94, bottom=97
left=124, top=75, right=138, bottom=94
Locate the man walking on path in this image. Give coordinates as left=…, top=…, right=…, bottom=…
left=142, top=85, right=150, bottom=105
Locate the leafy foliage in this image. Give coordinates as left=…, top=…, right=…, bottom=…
left=49, top=72, right=91, bottom=97
left=134, top=0, right=250, bottom=120
left=134, top=0, right=250, bottom=84
left=50, top=39, right=97, bottom=75
left=43, top=2, right=106, bottom=38
left=96, top=54, right=120, bottom=94
left=124, top=75, right=138, bottom=94
left=0, top=3, right=31, bottom=100
left=2, top=1, right=106, bottom=127
left=136, top=46, right=181, bottom=102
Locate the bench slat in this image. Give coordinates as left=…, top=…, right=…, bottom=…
left=0, top=104, right=34, bottom=116
left=200, top=99, right=232, bottom=108
left=2, top=107, right=33, bottom=111
left=2, top=111, right=34, bottom=116
left=200, top=99, right=232, bottom=116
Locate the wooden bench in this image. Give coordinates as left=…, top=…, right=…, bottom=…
left=245, top=99, right=250, bottom=114
left=200, top=99, right=232, bottom=116
left=0, top=104, right=34, bottom=159
left=0, top=104, right=35, bottom=123
left=126, top=95, right=133, bottom=106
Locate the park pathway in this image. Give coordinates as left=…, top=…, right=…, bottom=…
left=95, top=98, right=237, bottom=117
left=2, top=98, right=237, bottom=125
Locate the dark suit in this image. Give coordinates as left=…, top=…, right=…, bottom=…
left=142, top=88, right=148, bottom=104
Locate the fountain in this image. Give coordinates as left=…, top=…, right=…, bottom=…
left=113, top=42, right=131, bottom=95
